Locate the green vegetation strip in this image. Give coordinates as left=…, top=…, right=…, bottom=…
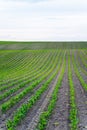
left=79, top=51, right=87, bottom=68
left=0, top=50, right=47, bottom=83
left=77, top=50, right=87, bottom=75
left=0, top=51, right=61, bottom=112
left=36, top=54, right=66, bottom=130
left=0, top=51, right=51, bottom=90
left=0, top=51, right=55, bottom=99
left=6, top=53, right=64, bottom=130
left=68, top=52, right=78, bottom=130
left=0, top=50, right=49, bottom=81
left=76, top=51, right=87, bottom=76
left=72, top=51, right=87, bottom=91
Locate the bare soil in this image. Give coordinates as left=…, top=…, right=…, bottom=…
left=0, top=79, right=48, bottom=130
left=72, top=68, right=87, bottom=130
left=46, top=68, right=69, bottom=130
left=16, top=71, right=61, bottom=130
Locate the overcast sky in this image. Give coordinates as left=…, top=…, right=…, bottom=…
left=0, top=0, right=87, bottom=41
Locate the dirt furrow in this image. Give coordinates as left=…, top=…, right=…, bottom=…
left=0, top=82, right=32, bottom=104
left=0, top=80, right=46, bottom=130
left=26, top=68, right=62, bottom=130
left=0, top=64, right=58, bottom=130
left=79, top=72, right=87, bottom=84
left=72, top=68, right=87, bottom=130
left=16, top=71, right=61, bottom=130
left=46, top=68, right=69, bottom=130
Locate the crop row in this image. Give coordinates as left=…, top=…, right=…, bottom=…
left=68, top=52, right=78, bottom=130
left=0, top=50, right=58, bottom=85
left=0, top=51, right=60, bottom=102
left=36, top=53, right=66, bottom=130
left=81, top=50, right=87, bottom=61
left=78, top=50, right=87, bottom=68
left=0, top=51, right=38, bottom=82
left=0, top=51, right=54, bottom=92
left=6, top=52, right=65, bottom=130
left=0, top=51, right=63, bottom=112
left=72, top=51, right=87, bottom=91
left=70, top=50, right=87, bottom=76
left=74, top=50, right=87, bottom=76
left=0, top=50, right=48, bottom=83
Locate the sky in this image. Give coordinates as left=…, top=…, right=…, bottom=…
left=0, top=0, right=87, bottom=41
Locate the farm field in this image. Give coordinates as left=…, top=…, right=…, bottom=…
left=0, top=42, right=87, bottom=130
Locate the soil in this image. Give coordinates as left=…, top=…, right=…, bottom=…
left=16, top=69, right=62, bottom=130
left=0, top=67, right=57, bottom=130
left=0, top=79, right=47, bottom=130
left=72, top=67, right=87, bottom=130
left=0, top=51, right=87, bottom=130
left=46, top=68, right=69, bottom=130
left=0, top=81, right=33, bottom=104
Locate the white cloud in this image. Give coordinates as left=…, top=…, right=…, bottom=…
left=0, top=0, right=87, bottom=41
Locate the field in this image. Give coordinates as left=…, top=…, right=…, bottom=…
left=0, top=42, right=87, bottom=130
